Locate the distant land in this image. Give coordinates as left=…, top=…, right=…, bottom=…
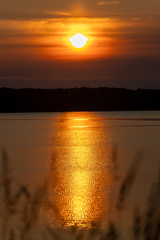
left=0, top=87, right=160, bottom=112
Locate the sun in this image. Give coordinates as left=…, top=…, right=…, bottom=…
left=69, top=33, right=88, bottom=49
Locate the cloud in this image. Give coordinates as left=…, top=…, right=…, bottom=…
left=0, top=0, right=160, bottom=20
left=97, top=1, right=119, bottom=5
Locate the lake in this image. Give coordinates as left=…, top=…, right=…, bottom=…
left=0, top=111, right=160, bottom=239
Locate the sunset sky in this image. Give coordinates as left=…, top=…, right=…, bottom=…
left=0, top=0, right=160, bottom=89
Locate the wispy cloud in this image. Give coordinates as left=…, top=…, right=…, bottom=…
left=97, top=1, right=119, bottom=5
left=44, top=11, right=72, bottom=17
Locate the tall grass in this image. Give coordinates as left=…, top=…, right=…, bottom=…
left=0, top=147, right=160, bottom=240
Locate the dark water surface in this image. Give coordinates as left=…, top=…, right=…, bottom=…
left=0, top=111, right=160, bottom=232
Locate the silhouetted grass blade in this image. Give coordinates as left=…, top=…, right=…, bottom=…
left=116, top=151, right=144, bottom=210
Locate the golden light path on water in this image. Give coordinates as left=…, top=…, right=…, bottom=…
left=51, top=112, right=112, bottom=227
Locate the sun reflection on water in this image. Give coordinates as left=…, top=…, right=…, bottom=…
left=51, top=112, right=112, bottom=227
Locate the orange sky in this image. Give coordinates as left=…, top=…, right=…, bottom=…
left=0, top=0, right=160, bottom=89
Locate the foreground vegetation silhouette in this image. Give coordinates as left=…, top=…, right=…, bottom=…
left=0, top=147, right=160, bottom=240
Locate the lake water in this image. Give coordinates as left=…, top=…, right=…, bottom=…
left=0, top=111, right=160, bottom=238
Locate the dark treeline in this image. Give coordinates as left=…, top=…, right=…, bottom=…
left=0, top=87, right=160, bottom=112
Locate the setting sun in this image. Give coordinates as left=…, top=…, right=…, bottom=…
left=69, top=33, right=88, bottom=49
